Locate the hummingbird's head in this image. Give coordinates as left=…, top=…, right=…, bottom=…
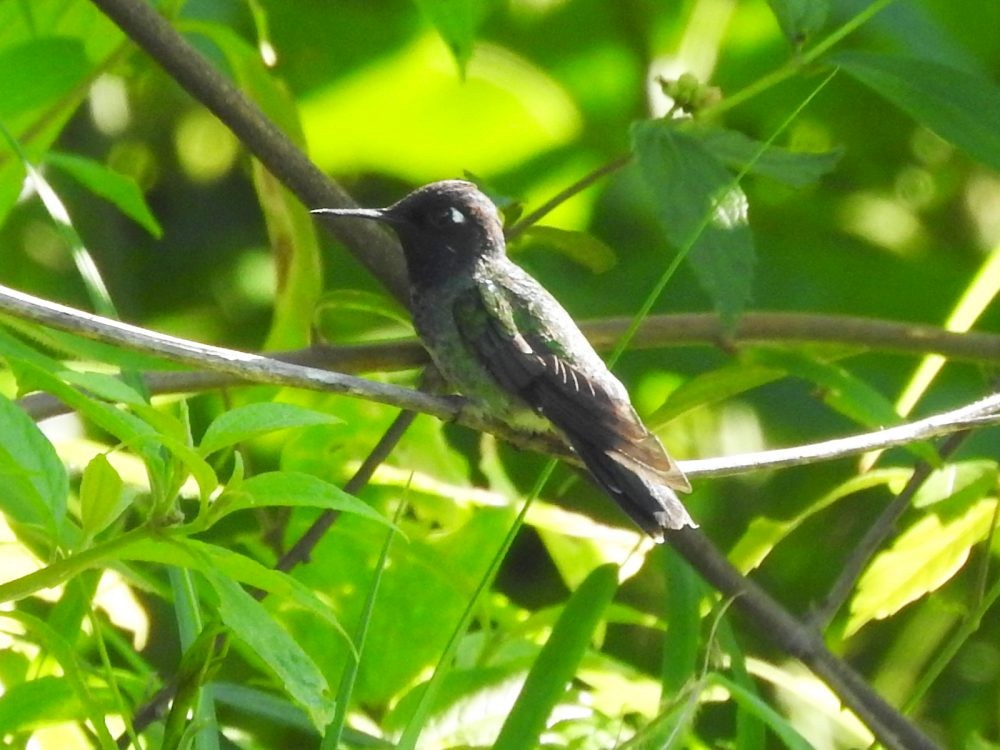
left=313, top=180, right=506, bottom=286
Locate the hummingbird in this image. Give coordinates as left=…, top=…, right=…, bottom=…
left=312, top=180, right=694, bottom=539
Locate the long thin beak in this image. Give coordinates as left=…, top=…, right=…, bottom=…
left=310, top=207, right=393, bottom=222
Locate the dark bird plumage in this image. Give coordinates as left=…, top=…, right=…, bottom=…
left=313, top=180, right=695, bottom=539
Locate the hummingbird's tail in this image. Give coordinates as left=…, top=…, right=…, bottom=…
left=568, top=437, right=696, bottom=541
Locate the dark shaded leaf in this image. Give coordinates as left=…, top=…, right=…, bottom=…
left=514, top=225, right=617, bottom=273
left=832, top=51, right=1000, bottom=172
left=413, top=0, right=489, bottom=72
left=695, top=126, right=843, bottom=187
left=632, top=120, right=754, bottom=327
left=765, top=0, right=829, bottom=44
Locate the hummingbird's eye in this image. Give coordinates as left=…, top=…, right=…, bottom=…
left=426, top=206, right=467, bottom=229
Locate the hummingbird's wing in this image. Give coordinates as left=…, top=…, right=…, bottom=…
left=453, top=282, right=694, bottom=535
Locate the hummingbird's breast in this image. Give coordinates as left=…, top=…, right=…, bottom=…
left=410, top=275, right=541, bottom=426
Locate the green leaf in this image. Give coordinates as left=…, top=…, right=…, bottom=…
left=513, top=225, right=618, bottom=274
left=116, top=535, right=352, bottom=648
left=45, top=152, right=162, bottom=237
left=745, top=347, right=938, bottom=464
left=632, top=120, right=755, bottom=327
left=493, top=564, right=618, bottom=750
left=412, top=0, right=489, bottom=72
left=661, top=545, right=702, bottom=696
left=301, top=37, right=579, bottom=182
left=729, top=470, right=909, bottom=573
left=708, top=673, right=814, bottom=750
left=0, top=611, right=116, bottom=746
left=0, top=393, right=68, bottom=545
left=324, top=502, right=404, bottom=749
left=0, top=38, right=89, bottom=123
left=203, top=570, right=336, bottom=730
left=0, top=325, right=61, bottom=369
left=161, top=619, right=227, bottom=750
left=79, top=453, right=129, bottom=540
left=316, top=289, right=410, bottom=324
left=211, top=683, right=314, bottom=734
left=0, top=676, right=79, bottom=734
left=209, top=471, right=390, bottom=527
left=846, top=498, right=998, bottom=636
left=764, top=0, right=829, bottom=44
left=3, top=357, right=172, bottom=495
left=911, top=460, right=999, bottom=509
left=832, top=51, right=1000, bottom=173
left=59, top=370, right=148, bottom=407
left=199, top=403, right=342, bottom=456
left=715, top=621, right=766, bottom=750
left=695, top=126, right=843, bottom=187
left=649, top=358, right=784, bottom=426
left=746, top=347, right=896, bottom=425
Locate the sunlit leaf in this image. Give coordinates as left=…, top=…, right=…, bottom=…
left=117, top=536, right=352, bottom=645
left=0, top=611, right=116, bottom=745
left=709, top=673, right=813, bottom=750
left=0, top=676, right=80, bottom=734
left=745, top=347, right=938, bottom=464
left=0, top=393, right=68, bottom=545
left=302, top=36, right=580, bottom=181
left=911, top=460, right=999, bottom=509
left=59, top=369, right=147, bottom=407
left=79, top=453, right=129, bottom=540
left=649, top=359, right=783, bottom=426
left=4, top=359, right=163, bottom=477
left=847, top=498, right=998, bottom=636
left=729, top=470, right=910, bottom=572
left=198, top=403, right=341, bottom=456
left=314, top=289, right=413, bottom=344
left=0, top=38, right=88, bottom=123
left=661, top=546, right=702, bottom=696
left=183, top=20, right=323, bottom=349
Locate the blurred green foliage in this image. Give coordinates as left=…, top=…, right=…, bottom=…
left=1, top=0, right=1000, bottom=748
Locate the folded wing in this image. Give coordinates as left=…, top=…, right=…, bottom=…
left=453, top=283, right=694, bottom=536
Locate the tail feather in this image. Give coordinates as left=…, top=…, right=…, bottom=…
left=569, top=437, right=696, bottom=540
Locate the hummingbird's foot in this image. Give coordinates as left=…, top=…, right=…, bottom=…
left=442, top=393, right=472, bottom=423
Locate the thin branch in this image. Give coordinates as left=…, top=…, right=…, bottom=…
left=581, top=312, right=1000, bottom=361
left=16, top=307, right=1000, bottom=419
left=87, top=0, right=410, bottom=304
left=5, top=282, right=1000, bottom=480
left=505, top=154, right=633, bottom=239
left=681, top=394, right=1000, bottom=478
left=0, top=283, right=456, bottom=420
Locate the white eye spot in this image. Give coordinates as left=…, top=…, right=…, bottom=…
left=427, top=206, right=467, bottom=229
